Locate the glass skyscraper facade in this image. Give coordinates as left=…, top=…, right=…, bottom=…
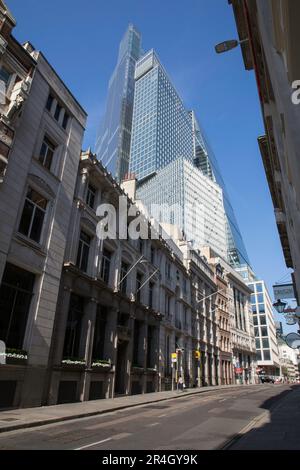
left=129, top=50, right=194, bottom=181
left=191, top=112, right=251, bottom=268
left=136, top=156, right=228, bottom=258
left=95, top=24, right=141, bottom=182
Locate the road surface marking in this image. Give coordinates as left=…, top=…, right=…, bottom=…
left=75, top=438, right=112, bottom=450
left=158, top=414, right=167, bottom=418
left=147, top=422, right=159, bottom=427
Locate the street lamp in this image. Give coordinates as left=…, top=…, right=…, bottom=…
left=215, top=38, right=249, bottom=54
left=273, top=299, right=287, bottom=314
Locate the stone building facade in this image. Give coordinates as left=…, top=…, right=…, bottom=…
left=0, top=4, right=87, bottom=409
left=202, top=247, right=257, bottom=385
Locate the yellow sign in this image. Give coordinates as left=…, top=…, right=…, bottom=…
left=171, top=353, right=177, bottom=359
left=194, top=350, right=201, bottom=360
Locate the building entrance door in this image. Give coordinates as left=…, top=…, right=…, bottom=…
left=114, top=340, right=128, bottom=395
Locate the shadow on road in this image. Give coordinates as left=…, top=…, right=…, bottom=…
left=225, top=384, right=300, bottom=450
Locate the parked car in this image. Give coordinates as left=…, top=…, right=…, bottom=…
left=261, top=375, right=275, bottom=384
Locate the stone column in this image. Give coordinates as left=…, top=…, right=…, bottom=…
left=104, top=306, right=118, bottom=398
left=79, top=298, right=97, bottom=402
left=52, top=287, right=72, bottom=365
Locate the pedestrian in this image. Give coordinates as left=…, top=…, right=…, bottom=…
left=178, top=376, right=184, bottom=391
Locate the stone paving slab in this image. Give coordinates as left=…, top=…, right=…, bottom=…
left=0, top=384, right=256, bottom=434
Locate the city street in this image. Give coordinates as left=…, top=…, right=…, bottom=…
left=0, top=384, right=296, bottom=450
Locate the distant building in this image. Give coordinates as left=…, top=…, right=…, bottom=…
left=129, top=49, right=194, bottom=181
left=278, top=337, right=300, bottom=382
left=136, top=157, right=228, bottom=259
left=95, top=24, right=141, bottom=182
left=247, top=280, right=280, bottom=377
left=202, top=247, right=257, bottom=385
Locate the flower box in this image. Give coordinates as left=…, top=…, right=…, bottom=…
left=146, top=368, right=158, bottom=374
left=61, top=358, right=86, bottom=369
left=91, top=360, right=112, bottom=371
left=0, top=349, right=28, bottom=365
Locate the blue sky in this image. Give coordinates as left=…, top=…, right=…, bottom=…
left=8, top=0, right=294, bottom=330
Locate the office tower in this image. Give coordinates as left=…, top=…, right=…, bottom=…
left=191, top=112, right=251, bottom=268
left=95, top=24, right=141, bottom=182
left=248, top=280, right=280, bottom=377
left=136, top=156, right=228, bottom=258
left=130, top=49, right=249, bottom=268
left=129, top=50, right=194, bottom=181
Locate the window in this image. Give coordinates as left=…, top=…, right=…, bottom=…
left=62, top=112, right=70, bottom=130
left=39, top=136, right=56, bottom=170
left=136, top=272, right=143, bottom=303
left=183, top=278, right=187, bottom=295
left=254, top=327, right=259, bottom=337
left=165, top=261, right=171, bottom=280
left=19, top=188, right=47, bottom=243
left=63, top=294, right=84, bottom=358
left=252, top=304, right=257, bottom=314
left=263, top=350, right=271, bottom=361
left=138, top=238, right=143, bottom=254
left=256, top=351, right=262, bottom=361
left=0, top=263, right=35, bottom=349
left=46, top=93, right=54, bottom=112
left=255, top=338, right=260, bottom=349
left=149, top=281, right=154, bottom=308
left=54, top=102, right=62, bottom=121
left=257, top=293, right=264, bottom=303
left=165, top=295, right=171, bottom=317
left=86, top=184, right=96, bottom=209
left=0, top=66, right=11, bottom=97
left=76, top=231, right=91, bottom=272
left=258, top=304, right=265, bottom=313
left=262, top=338, right=269, bottom=349
left=260, top=315, right=267, bottom=325
left=256, top=283, right=263, bottom=293
left=120, top=262, right=128, bottom=295
left=92, top=306, right=107, bottom=360
left=261, top=326, right=268, bottom=337
left=253, top=315, right=258, bottom=326
left=150, top=246, right=155, bottom=264
left=100, top=249, right=111, bottom=284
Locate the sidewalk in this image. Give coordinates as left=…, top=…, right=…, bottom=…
left=229, top=384, right=300, bottom=450
left=0, top=384, right=255, bottom=434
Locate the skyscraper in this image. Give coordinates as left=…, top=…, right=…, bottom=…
left=136, top=156, right=228, bottom=258
left=95, top=24, right=141, bottom=182
left=130, top=49, right=250, bottom=268
left=129, top=50, right=194, bottom=181
left=191, top=112, right=251, bottom=268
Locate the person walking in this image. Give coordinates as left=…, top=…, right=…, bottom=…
left=178, top=376, right=184, bottom=391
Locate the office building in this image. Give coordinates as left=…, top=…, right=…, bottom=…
left=95, top=24, right=141, bottom=182
left=129, top=49, right=194, bottom=181
left=248, top=280, right=280, bottom=377
left=136, top=156, right=228, bottom=258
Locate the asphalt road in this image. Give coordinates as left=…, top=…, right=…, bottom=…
left=0, top=384, right=292, bottom=450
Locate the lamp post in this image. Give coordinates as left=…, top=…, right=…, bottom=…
left=215, top=38, right=249, bottom=54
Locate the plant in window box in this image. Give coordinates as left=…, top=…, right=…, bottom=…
left=91, top=359, right=112, bottom=371
left=61, top=357, right=86, bottom=369
left=1, top=349, right=28, bottom=365
left=146, top=367, right=158, bottom=374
